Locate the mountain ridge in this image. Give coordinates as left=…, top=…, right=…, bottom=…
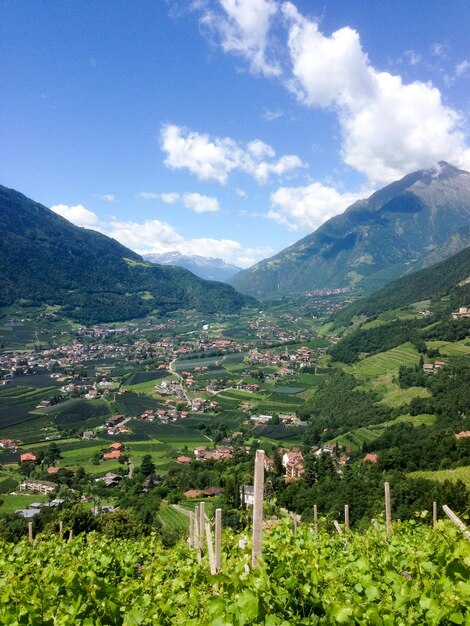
left=0, top=184, right=255, bottom=324
left=144, top=251, right=242, bottom=282
left=230, top=162, right=470, bottom=299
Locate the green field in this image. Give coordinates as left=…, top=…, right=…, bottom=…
left=113, top=392, right=166, bottom=416
left=157, top=505, right=190, bottom=530
left=409, top=465, right=470, bottom=489
left=349, top=342, right=420, bottom=378
left=0, top=493, right=48, bottom=514
left=330, top=414, right=437, bottom=452
left=437, top=340, right=470, bottom=357
left=175, top=356, right=223, bottom=371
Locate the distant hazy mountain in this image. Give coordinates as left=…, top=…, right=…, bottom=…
left=230, top=162, right=470, bottom=299
left=0, top=184, right=255, bottom=324
left=144, top=252, right=242, bottom=282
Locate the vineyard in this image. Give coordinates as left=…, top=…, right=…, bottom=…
left=0, top=519, right=469, bottom=625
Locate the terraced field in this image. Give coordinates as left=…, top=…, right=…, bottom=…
left=349, top=342, right=420, bottom=378
left=157, top=505, right=190, bottom=530
left=409, top=465, right=470, bottom=489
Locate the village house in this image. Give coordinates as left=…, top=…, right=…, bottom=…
left=176, top=455, right=191, bottom=464
left=0, top=439, right=18, bottom=451
left=20, top=452, right=37, bottom=463
left=451, top=306, right=470, bottom=319
left=102, top=450, right=121, bottom=460
left=95, top=472, right=123, bottom=487
left=282, top=449, right=304, bottom=480
left=454, top=431, right=470, bottom=440
left=363, top=453, right=379, bottom=463
left=19, top=479, right=56, bottom=495
left=240, top=485, right=254, bottom=506
left=183, top=489, right=204, bottom=499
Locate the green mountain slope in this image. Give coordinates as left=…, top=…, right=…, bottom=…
left=0, top=185, right=255, bottom=323
left=230, top=162, right=470, bottom=299
left=334, top=244, right=470, bottom=325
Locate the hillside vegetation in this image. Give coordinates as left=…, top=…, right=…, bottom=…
left=231, top=163, right=470, bottom=298
left=0, top=185, right=254, bottom=323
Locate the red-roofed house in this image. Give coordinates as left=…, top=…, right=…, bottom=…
left=363, top=453, right=378, bottom=463
left=455, top=431, right=470, bottom=439
left=183, top=489, right=203, bottom=499
left=109, top=442, right=123, bottom=450
left=20, top=452, right=37, bottom=463
left=177, top=456, right=191, bottom=464
left=103, top=450, right=121, bottom=460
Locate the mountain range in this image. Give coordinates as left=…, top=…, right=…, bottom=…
left=231, top=162, right=470, bottom=299
left=0, top=185, right=255, bottom=324
left=144, top=252, right=242, bottom=283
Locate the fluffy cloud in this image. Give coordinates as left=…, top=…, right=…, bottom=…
left=268, top=182, right=367, bottom=231
left=50, top=204, right=99, bottom=228
left=161, top=124, right=304, bottom=184
left=199, top=0, right=281, bottom=77
left=182, top=193, right=220, bottom=213
left=105, top=218, right=269, bottom=266
left=49, top=202, right=266, bottom=267
left=282, top=2, right=470, bottom=183
left=196, top=1, right=470, bottom=184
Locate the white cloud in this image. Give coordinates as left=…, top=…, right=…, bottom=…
left=195, top=1, right=470, bottom=184
left=455, top=60, right=470, bottom=78
left=138, top=192, right=160, bottom=200
left=138, top=191, right=181, bottom=203
left=92, top=194, right=116, bottom=202
left=50, top=201, right=266, bottom=267
left=199, top=0, right=281, bottom=77
left=50, top=204, right=99, bottom=228
left=161, top=123, right=304, bottom=184
left=403, top=50, right=422, bottom=66
left=261, top=107, right=283, bottom=121
left=282, top=3, right=470, bottom=182
left=247, top=138, right=275, bottom=159
left=104, top=217, right=269, bottom=267
left=160, top=192, right=181, bottom=204
left=183, top=192, right=220, bottom=213
left=268, top=182, right=368, bottom=231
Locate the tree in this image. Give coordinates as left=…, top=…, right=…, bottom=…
left=140, top=454, right=156, bottom=477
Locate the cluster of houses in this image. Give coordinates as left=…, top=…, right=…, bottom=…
left=0, top=439, right=19, bottom=452
left=451, top=307, right=470, bottom=320
left=422, top=360, right=446, bottom=374
left=102, top=442, right=124, bottom=461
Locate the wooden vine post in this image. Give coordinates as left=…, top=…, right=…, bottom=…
left=59, top=521, right=63, bottom=540
left=344, top=505, right=350, bottom=531
left=384, top=482, right=392, bottom=536
left=205, top=523, right=217, bottom=575
left=251, top=449, right=265, bottom=569
left=313, top=504, right=318, bottom=533
left=188, top=512, right=194, bottom=548
left=199, top=502, right=205, bottom=554
left=28, top=521, right=33, bottom=543
left=442, top=505, right=470, bottom=541
left=433, top=502, right=438, bottom=527
left=215, top=508, right=222, bottom=573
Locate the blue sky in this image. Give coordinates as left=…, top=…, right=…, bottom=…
left=1, top=0, right=469, bottom=267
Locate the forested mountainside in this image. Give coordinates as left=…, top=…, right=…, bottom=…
left=0, top=185, right=255, bottom=323
left=231, top=163, right=470, bottom=299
